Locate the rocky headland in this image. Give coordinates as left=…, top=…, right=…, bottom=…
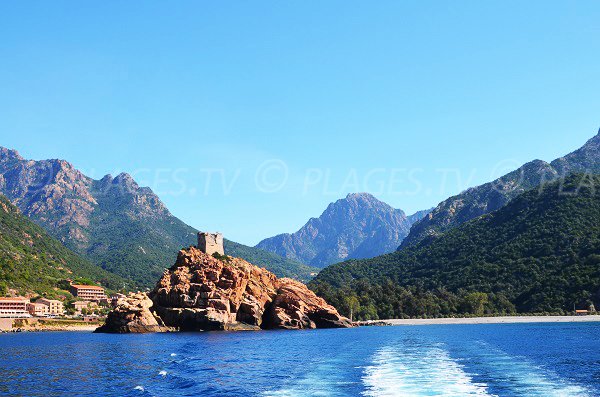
left=96, top=247, right=352, bottom=333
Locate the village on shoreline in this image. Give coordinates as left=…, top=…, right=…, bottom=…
left=0, top=283, right=127, bottom=332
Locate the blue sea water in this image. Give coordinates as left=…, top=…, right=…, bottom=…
left=1, top=323, right=600, bottom=396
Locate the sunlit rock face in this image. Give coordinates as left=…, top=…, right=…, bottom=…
left=97, top=247, right=352, bottom=333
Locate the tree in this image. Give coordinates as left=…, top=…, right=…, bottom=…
left=461, top=292, right=488, bottom=316
left=345, top=295, right=360, bottom=322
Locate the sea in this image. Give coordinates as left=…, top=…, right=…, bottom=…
left=1, top=322, right=599, bottom=396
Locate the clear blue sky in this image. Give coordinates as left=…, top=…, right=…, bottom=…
left=1, top=1, right=599, bottom=245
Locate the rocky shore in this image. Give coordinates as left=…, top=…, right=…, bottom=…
left=96, top=247, right=352, bottom=333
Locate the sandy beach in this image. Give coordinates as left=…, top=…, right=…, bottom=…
left=360, top=315, right=600, bottom=326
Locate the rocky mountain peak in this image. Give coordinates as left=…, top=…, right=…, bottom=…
left=98, top=174, right=114, bottom=184
left=339, top=192, right=394, bottom=210
left=96, top=172, right=139, bottom=191
left=345, top=192, right=375, bottom=200
left=114, top=172, right=138, bottom=187
left=0, top=147, right=23, bottom=162
left=550, top=130, right=600, bottom=176
left=0, top=148, right=179, bottom=275
left=257, top=193, right=428, bottom=268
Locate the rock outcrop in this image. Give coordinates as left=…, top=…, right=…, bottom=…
left=95, top=293, right=171, bottom=333
left=97, top=247, right=352, bottom=333
left=264, top=278, right=352, bottom=329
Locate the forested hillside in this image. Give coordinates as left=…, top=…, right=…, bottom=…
left=311, top=174, right=600, bottom=320
left=0, top=194, right=127, bottom=297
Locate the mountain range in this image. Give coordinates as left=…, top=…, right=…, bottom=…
left=256, top=193, right=430, bottom=268
left=401, top=130, right=600, bottom=248
left=0, top=147, right=318, bottom=289
left=311, top=173, right=600, bottom=319
left=4, top=128, right=599, bottom=298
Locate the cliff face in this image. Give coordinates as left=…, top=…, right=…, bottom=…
left=97, top=247, right=352, bottom=333
left=257, top=193, right=429, bottom=268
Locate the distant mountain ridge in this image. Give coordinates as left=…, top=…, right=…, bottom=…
left=0, top=147, right=318, bottom=288
left=401, top=129, right=600, bottom=248
left=257, top=193, right=430, bottom=268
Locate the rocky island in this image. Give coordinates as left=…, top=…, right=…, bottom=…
left=96, top=233, right=352, bottom=333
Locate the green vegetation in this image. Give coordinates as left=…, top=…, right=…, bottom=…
left=225, top=239, right=320, bottom=282
left=310, top=174, right=600, bottom=320
left=69, top=183, right=199, bottom=289
left=212, top=251, right=232, bottom=263
left=0, top=195, right=127, bottom=297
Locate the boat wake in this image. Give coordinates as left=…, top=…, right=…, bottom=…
left=468, top=341, right=590, bottom=397
left=362, top=344, right=492, bottom=396
left=361, top=340, right=590, bottom=397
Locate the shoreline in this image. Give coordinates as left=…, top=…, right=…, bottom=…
left=0, top=318, right=100, bottom=333
left=1, top=326, right=98, bottom=333
left=359, top=315, right=600, bottom=326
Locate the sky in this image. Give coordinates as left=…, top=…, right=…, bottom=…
left=1, top=1, right=599, bottom=245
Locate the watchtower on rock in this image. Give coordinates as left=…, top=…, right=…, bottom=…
left=198, top=232, right=224, bottom=256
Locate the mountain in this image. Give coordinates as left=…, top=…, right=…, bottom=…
left=401, top=130, right=600, bottom=248
left=0, top=194, right=126, bottom=297
left=257, top=193, right=430, bottom=268
left=310, top=174, right=600, bottom=320
left=0, top=148, right=317, bottom=288
left=407, top=208, right=433, bottom=225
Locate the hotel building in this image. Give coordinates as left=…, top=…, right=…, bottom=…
left=37, top=298, right=65, bottom=315
left=70, top=285, right=108, bottom=302
left=27, top=302, right=49, bottom=317
left=0, top=297, right=30, bottom=318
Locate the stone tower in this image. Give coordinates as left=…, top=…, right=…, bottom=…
left=198, top=232, right=224, bottom=256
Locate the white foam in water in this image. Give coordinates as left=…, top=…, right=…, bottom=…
left=264, top=339, right=591, bottom=396
left=362, top=346, right=493, bottom=397
left=170, top=353, right=177, bottom=357
left=134, top=385, right=145, bottom=392
left=263, top=356, right=356, bottom=397
left=471, top=341, right=590, bottom=397
left=361, top=341, right=591, bottom=397
left=159, top=370, right=167, bottom=377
